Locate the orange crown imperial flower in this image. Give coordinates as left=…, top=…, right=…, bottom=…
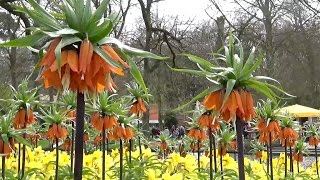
left=39, top=38, right=128, bottom=94
left=279, top=127, right=298, bottom=147
left=188, top=128, right=207, bottom=141
left=309, top=136, right=320, bottom=146
left=45, top=123, right=68, bottom=141
left=203, top=89, right=256, bottom=123
left=0, top=137, right=16, bottom=158
left=13, top=108, right=36, bottom=129
left=130, top=98, right=147, bottom=116
left=91, top=112, right=119, bottom=131
left=111, top=125, right=135, bottom=140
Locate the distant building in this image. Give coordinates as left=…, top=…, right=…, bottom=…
left=149, top=104, right=159, bottom=125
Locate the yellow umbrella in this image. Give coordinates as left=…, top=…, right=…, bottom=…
left=278, top=104, right=320, bottom=117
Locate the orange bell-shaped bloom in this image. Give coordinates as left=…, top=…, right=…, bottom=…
left=61, top=137, right=71, bottom=151
left=255, top=151, right=263, bottom=159
left=94, top=135, right=102, bottom=146
left=159, top=141, right=167, bottom=151
left=83, top=132, right=90, bottom=142
left=39, top=38, right=127, bottom=94
left=0, top=137, right=16, bottom=158
left=279, top=127, right=298, bottom=147
left=13, top=108, right=36, bottom=129
left=218, top=145, right=227, bottom=156
left=293, top=152, right=303, bottom=162
left=45, top=123, right=68, bottom=141
left=130, top=98, right=147, bottom=116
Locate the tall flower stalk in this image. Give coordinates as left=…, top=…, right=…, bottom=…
left=256, top=99, right=281, bottom=179
left=88, top=91, right=124, bottom=180
left=216, top=123, right=235, bottom=179
left=279, top=115, right=299, bottom=176
left=305, top=125, right=319, bottom=177
left=3, top=80, right=38, bottom=178
left=0, top=111, right=28, bottom=179
left=172, top=33, right=292, bottom=180
left=293, top=138, right=308, bottom=173
left=40, top=105, right=68, bottom=180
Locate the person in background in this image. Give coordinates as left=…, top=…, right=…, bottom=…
left=178, top=126, right=185, bottom=138
left=170, top=125, right=176, bottom=135
left=163, top=127, right=170, bottom=136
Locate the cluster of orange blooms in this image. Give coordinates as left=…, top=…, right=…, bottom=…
left=202, top=89, right=255, bottom=123
left=0, top=137, right=15, bottom=157
left=257, top=119, right=281, bottom=143
left=130, top=98, right=147, bottom=116
left=255, top=151, right=263, bottom=159
left=45, top=123, right=68, bottom=141
left=39, top=38, right=127, bottom=93
left=187, top=128, right=207, bottom=141
left=13, top=108, right=36, bottom=129
left=279, top=127, right=298, bottom=147
left=198, top=112, right=219, bottom=130
left=293, top=152, right=303, bottom=162
left=90, top=112, right=134, bottom=140
left=308, top=136, right=320, bottom=146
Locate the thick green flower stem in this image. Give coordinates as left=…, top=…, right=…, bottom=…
left=269, top=133, right=273, bottom=180
left=74, top=93, right=85, bottom=180
left=70, top=121, right=75, bottom=172
left=2, top=144, right=5, bottom=179
left=236, top=119, right=245, bottom=180
left=129, top=139, right=132, bottom=164
left=102, top=128, right=106, bottom=180
left=220, top=148, right=223, bottom=180
left=284, top=141, right=287, bottom=178
left=55, top=138, right=59, bottom=180
left=197, top=140, right=200, bottom=172
left=213, top=134, right=217, bottom=173
left=289, top=146, right=293, bottom=173
left=316, top=145, right=319, bottom=178
left=120, top=139, right=123, bottom=180
left=209, top=128, right=214, bottom=180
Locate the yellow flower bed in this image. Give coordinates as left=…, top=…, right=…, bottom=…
left=1, top=146, right=319, bottom=179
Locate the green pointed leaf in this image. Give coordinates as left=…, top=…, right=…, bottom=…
left=22, top=3, right=61, bottom=31
left=245, top=80, right=277, bottom=102
left=14, top=135, right=32, bottom=147
left=114, top=48, right=148, bottom=99
left=254, top=76, right=280, bottom=84
left=98, top=37, right=167, bottom=60
left=173, top=85, right=223, bottom=112
left=27, top=0, right=57, bottom=22
left=80, top=0, right=92, bottom=31
left=220, top=79, right=236, bottom=110
left=89, top=20, right=113, bottom=43
left=88, top=0, right=110, bottom=26
left=54, top=36, right=82, bottom=76
left=93, top=46, right=121, bottom=68
left=61, top=0, right=79, bottom=30
left=75, top=0, right=85, bottom=23
left=0, top=32, right=46, bottom=47
left=265, top=83, right=295, bottom=98
left=182, top=54, right=214, bottom=71
left=239, top=51, right=263, bottom=80
left=43, top=28, right=79, bottom=38
left=1, top=134, right=9, bottom=144
left=168, top=65, right=209, bottom=77
left=240, top=46, right=256, bottom=75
